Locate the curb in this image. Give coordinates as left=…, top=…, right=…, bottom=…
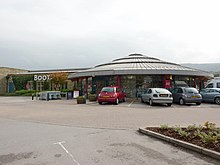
left=138, top=127, right=220, bottom=161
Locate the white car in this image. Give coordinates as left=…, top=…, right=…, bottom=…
left=141, top=88, right=173, bottom=106
left=205, top=77, right=220, bottom=88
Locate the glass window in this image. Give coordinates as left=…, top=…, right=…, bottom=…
left=171, top=88, right=178, bottom=94
left=101, top=87, right=114, bottom=92
left=217, top=82, right=220, bottom=88
left=155, top=88, right=169, bottom=93
left=210, top=89, right=215, bottom=93
left=177, top=88, right=183, bottom=93
left=200, top=89, right=207, bottom=93
left=184, top=88, right=199, bottom=94
left=206, top=83, right=213, bottom=88
left=205, top=89, right=211, bottom=93
left=121, top=75, right=136, bottom=98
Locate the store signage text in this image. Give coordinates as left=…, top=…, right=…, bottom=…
left=34, top=75, right=50, bottom=81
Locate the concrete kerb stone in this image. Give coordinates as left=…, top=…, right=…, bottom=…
left=138, top=127, right=220, bottom=161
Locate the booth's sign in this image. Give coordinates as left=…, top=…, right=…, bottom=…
left=34, top=75, right=50, bottom=81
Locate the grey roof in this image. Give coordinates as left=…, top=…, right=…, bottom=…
left=10, top=68, right=90, bottom=75
left=68, top=54, right=213, bottom=79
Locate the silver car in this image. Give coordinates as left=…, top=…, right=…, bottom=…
left=171, top=87, right=202, bottom=105
left=200, top=88, right=220, bottom=104
left=141, top=88, right=173, bottom=106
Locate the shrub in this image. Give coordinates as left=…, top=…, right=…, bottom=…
left=160, top=124, right=169, bottom=130
left=171, top=126, right=189, bottom=137
left=77, top=96, right=86, bottom=104
left=12, top=75, right=33, bottom=91
left=187, top=124, right=203, bottom=132
left=178, top=129, right=190, bottom=138
left=88, top=93, right=97, bottom=101
left=198, top=132, right=219, bottom=144
left=6, top=90, right=36, bottom=96
left=173, top=125, right=181, bottom=132
left=15, top=90, right=35, bottom=95
left=204, top=121, right=217, bottom=131
left=61, top=89, right=72, bottom=92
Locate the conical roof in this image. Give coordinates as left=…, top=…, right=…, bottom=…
left=68, top=54, right=213, bottom=78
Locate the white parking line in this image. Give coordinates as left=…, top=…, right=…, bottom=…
left=54, top=141, right=80, bottom=165
left=128, top=101, right=134, bottom=107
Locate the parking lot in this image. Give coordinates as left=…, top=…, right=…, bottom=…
left=1, top=96, right=219, bottom=129
left=0, top=97, right=220, bottom=165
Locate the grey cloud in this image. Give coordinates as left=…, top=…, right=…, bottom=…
left=0, top=0, right=220, bottom=69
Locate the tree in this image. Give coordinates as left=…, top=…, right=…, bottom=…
left=50, top=72, right=68, bottom=91
left=12, top=75, right=33, bottom=91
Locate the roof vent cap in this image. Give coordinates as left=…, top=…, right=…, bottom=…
left=128, top=53, right=144, bottom=57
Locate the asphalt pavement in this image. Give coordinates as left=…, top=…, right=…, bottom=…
left=1, top=118, right=219, bottom=165
left=0, top=97, right=220, bottom=165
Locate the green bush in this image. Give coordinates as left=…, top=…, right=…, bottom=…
left=61, top=89, right=72, bottom=92
left=88, top=93, right=97, bottom=101
left=159, top=122, right=220, bottom=145
left=160, top=124, right=169, bottom=130
left=198, top=132, right=219, bottom=144
left=77, top=96, right=86, bottom=104
left=6, top=90, right=36, bottom=96
left=5, top=93, right=18, bottom=96
left=15, top=90, right=35, bottom=95
left=12, top=75, right=33, bottom=91
left=186, top=124, right=203, bottom=131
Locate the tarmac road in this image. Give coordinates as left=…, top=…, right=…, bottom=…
left=0, top=118, right=219, bottom=165
left=0, top=97, right=219, bottom=129
left=0, top=97, right=220, bottom=165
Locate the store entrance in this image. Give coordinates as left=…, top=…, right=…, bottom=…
left=121, top=75, right=163, bottom=98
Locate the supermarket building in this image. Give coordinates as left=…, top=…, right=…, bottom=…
left=68, top=54, right=213, bottom=98
left=1, top=54, right=213, bottom=97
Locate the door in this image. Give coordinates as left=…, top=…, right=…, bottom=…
left=208, top=89, right=219, bottom=102
left=172, top=88, right=181, bottom=103
left=146, top=89, right=152, bottom=102
left=201, top=89, right=210, bottom=102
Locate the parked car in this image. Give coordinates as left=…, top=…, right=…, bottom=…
left=98, top=86, right=126, bottom=105
left=171, top=87, right=202, bottom=105
left=205, top=77, right=220, bottom=88
left=200, top=88, right=220, bottom=105
left=141, top=88, right=173, bottom=106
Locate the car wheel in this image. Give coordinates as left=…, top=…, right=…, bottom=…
left=141, top=97, right=144, bottom=103
left=167, top=103, right=172, bottom=106
left=196, top=102, right=201, bottom=105
left=179, top=98, right=185, bottom=105
left=115, top=98, right=119, bottom=105
left=149, top=99, right=153, bottom=106
left=99, top=102, right=102, bottom=105
left=215, top=97, right=220, bottom=105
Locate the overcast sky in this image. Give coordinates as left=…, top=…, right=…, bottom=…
left=0, top=0, right=220, bottom=70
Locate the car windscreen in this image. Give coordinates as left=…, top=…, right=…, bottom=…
left=155, top=88, right=169, bottom=93
left=101, top=87, right=114, bottom=92
left=184, top=88, right=199, bottom=94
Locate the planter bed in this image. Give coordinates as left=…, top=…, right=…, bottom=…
left=139, top=122, right=220, bottom=160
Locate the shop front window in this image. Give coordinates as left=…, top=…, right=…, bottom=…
left=121, top=75, right=136, bottom=98
left=121, top=75, right=163, bottom=98
left=92, top=76, right=118, bottom=94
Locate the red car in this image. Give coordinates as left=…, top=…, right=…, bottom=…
left=98, top=86, right=126, bottom=105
